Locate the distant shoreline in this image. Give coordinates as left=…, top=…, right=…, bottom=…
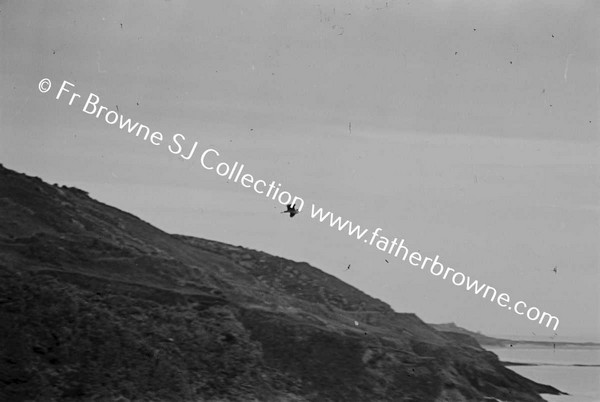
left=429, top=322, right=600, bottom=349
left=502, top=361, right=600, bottom=367
left=489, top=340, right=600, bottom=349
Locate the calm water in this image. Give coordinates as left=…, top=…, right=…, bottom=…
left=485, top=346, right=600, bottom=402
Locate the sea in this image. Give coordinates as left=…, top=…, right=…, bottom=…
left=485, top=345, right=600, bottom=402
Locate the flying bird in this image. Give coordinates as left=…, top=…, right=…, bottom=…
left=345, top=264, right=351, bottom=271
left=553, top=265, right=558, bottom=274
left=281, top=203, right=299, bottom=218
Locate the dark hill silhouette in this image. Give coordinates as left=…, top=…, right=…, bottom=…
left=0, top=164, right=563, bottom=401
left=428, top=323, right=509, bottom=347
left=430, top=322, right=600, bottom=349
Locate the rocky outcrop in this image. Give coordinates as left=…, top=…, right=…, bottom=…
left=0, top=164, right=563, bottom=401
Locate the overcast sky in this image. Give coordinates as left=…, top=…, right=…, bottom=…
left=1, top=0, right=599, bottom=341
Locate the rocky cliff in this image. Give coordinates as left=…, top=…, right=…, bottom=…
left=0, top=164, right=563, bottom=401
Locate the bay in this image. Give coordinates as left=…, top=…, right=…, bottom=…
left=485, top=346, right=600, bottom=402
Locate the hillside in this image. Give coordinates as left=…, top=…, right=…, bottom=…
left=0, top=164, right=564, bottom=401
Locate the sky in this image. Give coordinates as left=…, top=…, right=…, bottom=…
left=1, top=0, right=599, bottom=341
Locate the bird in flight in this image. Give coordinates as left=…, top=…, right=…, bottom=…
left=281, top=203, right=299, bottom=218
left=552, top=265, right=558, bottom=274
left=345, top=264, right=351, bottom=271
